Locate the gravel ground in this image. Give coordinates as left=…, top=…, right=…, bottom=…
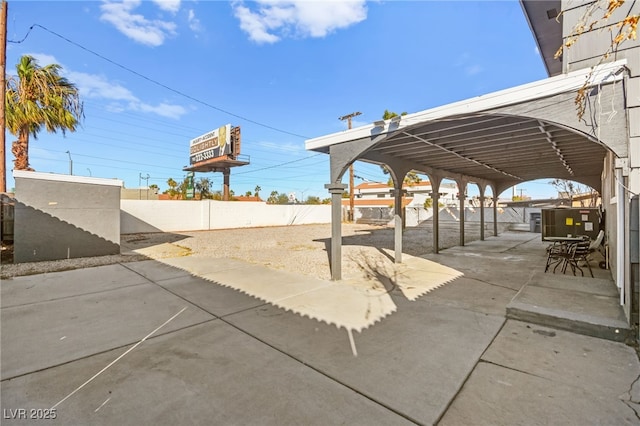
left=0, top=221, right=511, bottom=280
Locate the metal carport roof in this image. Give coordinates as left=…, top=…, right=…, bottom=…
left=305, top=60, right=628, bottom=280
left=306, top=59, right=628, bottom=195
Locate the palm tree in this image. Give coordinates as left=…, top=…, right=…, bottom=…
left=267, top=190, right=279, bottom=204
left=382, top=109, right=407, bottom=120
left=5, top=55, right=83, bottom=171
left=195, top=177, right=212, bottom=199
left=254, top=185, right=261, bottom=199
left=380, top=110, right=408, bottom=178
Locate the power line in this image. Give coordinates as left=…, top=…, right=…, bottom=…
left=234, top=153, right=323, bottom=175
left=29, top=156, right=171, bottom=174
left=9, top=24, right=310, bottom=139
left=39, top=148, right=183, bottom=171
left=7, top=24, right=330, bottom=182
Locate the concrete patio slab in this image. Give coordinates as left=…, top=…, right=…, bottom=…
left=422, top=235, right=543, bottom=292
left=443, top=232, right=537, bottom=253
left=224, top=294, right=506, bottom=425
left=1, top=321, right=412, bottom=426
left=156, top=256, right=457, bottom=332
left=189, top=262, right=332, bottom=301
left=120, top=259, right=192, bottom=282
left=145, top=272, right=266, bottom=318
left=507, top=273, right=630, bottom=342
left=1, top=230, right=636, bottom=425
left=439, top=361, right=638, bottom=426
left=525, top=271, right=620, bottom=297
left=482, top=320, right=640, bottom=395
left=417, top=275, right=518, bottom=316
left=440, top=320, right=640, bottom=425
left=1, top=264, right=150, bottom=308
left=1, top=278, right=214, bottom=380
left=422, top=251, right=539, bottom=291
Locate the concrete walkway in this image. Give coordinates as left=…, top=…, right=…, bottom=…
left=2, top=232, right=639, bottom=425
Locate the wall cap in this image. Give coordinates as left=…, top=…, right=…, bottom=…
left=13, top=170, right=123, bottom=187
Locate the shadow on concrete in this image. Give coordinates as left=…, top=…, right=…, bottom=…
left=13, top=200, right=120, bottom=263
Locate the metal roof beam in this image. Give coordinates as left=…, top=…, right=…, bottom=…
left=400, top=131, right=523, bottom=181
left=538, top=120, right=574, bottom=176
left=394, top=143, right=558, bottom=163
left=406, top=117, right=540, bottom=144
left=375, top=131, right=546, bottom=156
left=361, top=151, right=495, bottom=188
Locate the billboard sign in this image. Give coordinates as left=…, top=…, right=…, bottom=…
left=189, top=124, right=232, bottom=165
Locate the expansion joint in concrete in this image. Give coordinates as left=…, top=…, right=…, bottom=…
left=478, top=359, right=547, bottom=380
left=119, top=263, right=421, bottom=424
left=498, top=235, right=541, bottom=253
left=466, top=276, right=520, bottom=292
left=434, top=318, right=507, bottom=425
left=0, top=318, right=217, bottom=383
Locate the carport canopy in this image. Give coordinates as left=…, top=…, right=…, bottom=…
left=305, top=60, right=628, bottom=280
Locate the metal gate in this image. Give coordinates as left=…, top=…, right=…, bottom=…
left=1, top=193, right=15, bottom=263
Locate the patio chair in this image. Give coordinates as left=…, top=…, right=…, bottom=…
left=588, top=230, right=604, bottom=258
left=544, top=242, right=568, bottom=273
left=562, top=240, right=594, bottom=277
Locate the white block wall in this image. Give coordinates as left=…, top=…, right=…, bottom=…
left=121, top=200, right=331, bottom=233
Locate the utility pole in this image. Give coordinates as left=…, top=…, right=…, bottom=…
left=65, top=151, right=73, bottom=175
left=338, top=111, right=361, bottom=222
left=139, top=173, right=150, bottom=199
left=0, top=1, right=7, bottom=193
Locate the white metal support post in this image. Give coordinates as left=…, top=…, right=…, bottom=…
left=616, top=167, right=625, bottom=305
left=326, top=182, right=347, bottom=280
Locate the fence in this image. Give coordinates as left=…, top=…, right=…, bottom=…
left=121, top=200, right=332, bottom=233
left=121, top=201, right=537, bottom=234
left=1, top=194, right=14, bottom=244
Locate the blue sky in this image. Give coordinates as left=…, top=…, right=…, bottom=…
left=5, top=0, right=560, bottom=200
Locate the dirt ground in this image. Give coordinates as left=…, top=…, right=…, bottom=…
left=1, top=221, right=510, bottom=280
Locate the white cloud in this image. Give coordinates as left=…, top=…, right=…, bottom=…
left=152, top=0, right=181, bottom=13
left=232, top=0, right=367, bottom=44
left=100, top=0, right=177, bottom=46
left=20, top=53, right=187, bottom=120
left=27, top=53, right=57, bottom=66
left=187, top=9, right=203, bottom=33
left=68, top=71, right=138, bottom=102
left=73, top=71, right=188, bottom=119
left=233, top=3, right=280, bottom=43
left=133, top=101, right=188, bottom=118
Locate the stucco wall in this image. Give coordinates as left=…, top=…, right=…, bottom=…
left=13, top=171, right=122, bottom=263
left=120, top=200, right=331, bottom=233
left=561, top=0, right=639, bottom=193
left=559, top=0, right=639, bottom=322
